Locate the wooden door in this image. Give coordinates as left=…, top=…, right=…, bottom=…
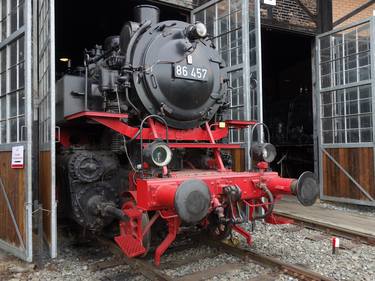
left=0, top=0, right=33, bottom=261
left=316, top=18, right=375, bottom=206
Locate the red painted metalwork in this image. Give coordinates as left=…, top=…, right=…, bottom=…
left=205, top=122, right=226, bottom=171
left=64, top=111, right=254, bottom=142
left=134, top=170, right=295, bottom=211
left=233, top=225, right=252, bottom=245
left=65, top=111, right=129, bottom=120
left=58, top=127, right=71, bottom=148
left=114, top=168, right=300, bottom=264
left=168, top=143, right=241, bottom=149
left=224, top=120, right=257, bottom=127
left=63, top=111, right=307, bottom=265
left=154, top=217, right=180, bottom=266
left=115, top=201, right=146, bottom=257
left=58, top=127, right=90, bottom=148
left=91, top=116, right=230, bottom=141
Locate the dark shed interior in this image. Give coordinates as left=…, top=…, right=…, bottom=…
left=262, top=28, right=314, bottom=178
left=55, top=0, right=189, bottom=76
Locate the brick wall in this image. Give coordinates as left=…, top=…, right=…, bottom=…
left=333, top=0, right=375, bottom=27
left=263, top=0, right=317, bottom=30
left=162, top=0, right=319, bottom=33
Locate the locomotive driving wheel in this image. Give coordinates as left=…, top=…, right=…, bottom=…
left=121, top=199, right=151, bottom=257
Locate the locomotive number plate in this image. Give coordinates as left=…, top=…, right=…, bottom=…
left=174, top=64, right=208, bottom=81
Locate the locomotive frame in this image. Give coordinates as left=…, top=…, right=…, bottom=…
left=59, top=109, right=318, bottom=265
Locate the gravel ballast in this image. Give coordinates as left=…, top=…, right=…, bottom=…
left=243, top=221, right=375, bottom=281
left=0, top=205, right=374, bottom=280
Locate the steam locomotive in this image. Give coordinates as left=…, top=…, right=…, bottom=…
left=56, top=5, right=319, bottom=265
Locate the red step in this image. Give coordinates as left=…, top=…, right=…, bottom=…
left=115, top=234, right=146, bottom=257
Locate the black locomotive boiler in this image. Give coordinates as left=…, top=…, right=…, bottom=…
left=56, top=5, right=318, bottom=265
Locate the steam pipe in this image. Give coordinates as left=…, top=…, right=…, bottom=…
left=103, top=205, right=129, bottom=222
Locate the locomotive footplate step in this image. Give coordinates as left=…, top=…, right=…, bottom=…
left=114, top=235, right=146, bottom=257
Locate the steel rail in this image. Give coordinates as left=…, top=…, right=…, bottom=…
left=204, top=239, right=335, bottom=281
left=97, top=235, right=335, bottom=281
left=96, top=238, right=172, bottom=281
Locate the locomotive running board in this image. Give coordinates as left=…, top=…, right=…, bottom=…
left=64, top=111, right=256, bottom=143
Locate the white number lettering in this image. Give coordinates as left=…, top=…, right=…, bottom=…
left=176, top=65, right=207, bottom=80
left=191, top=67, right=196, bottom=77
left=196, top=68, right=202, bottom=79
left=176, top=65, right=182, bottom=76
left=182, top=66, right=188, bottom=76
left=202, top=69, right=207, bottom=79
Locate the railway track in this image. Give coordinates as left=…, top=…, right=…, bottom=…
left=273, top=212, right=375, bottom=246
left=95, top=236, right=335, bottom=281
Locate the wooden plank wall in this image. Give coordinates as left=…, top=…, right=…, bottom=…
left=0, top=151, right=26, bottom=248
left=323, top=148, right=375, bottom=201
left=39, top=151, right=52, bottom=245
left=231, top=148, right=245, bottom=172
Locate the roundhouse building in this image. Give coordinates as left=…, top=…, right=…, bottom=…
left=0, top=0, right=373, bottom=262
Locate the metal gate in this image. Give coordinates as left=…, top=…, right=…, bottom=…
left=36, top=0, right=56, bottom=257
left=316, top=17, right=375, bottom=206
left=192, top=0, right=263, bottom=169
left=0, top=0, right=33, bottom=261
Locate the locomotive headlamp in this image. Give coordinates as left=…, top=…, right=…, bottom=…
left=144, top=140, right=173, bottom=167
left=195, top=22, right=207, bottom=37
left=186, top=22, right=208, bottom=40
left=251, top=142, right=277, bottom=163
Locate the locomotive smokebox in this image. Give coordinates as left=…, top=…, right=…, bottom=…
left=134, top=5, right=160, bottom=25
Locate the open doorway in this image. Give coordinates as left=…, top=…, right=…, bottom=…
left=55, top=0, right=189, bottom=77
left=262, top=29, right=314, bottom=178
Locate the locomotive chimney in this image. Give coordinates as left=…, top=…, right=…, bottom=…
left=134, top=5, right=160, bottom=25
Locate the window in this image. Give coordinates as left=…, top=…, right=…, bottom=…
left=321, top=85, right=372, bottom=144
left=194, top=0, right=260, bottom=143
left=0, top=0, right=25, bottom=144
left=38, top=0, right=51, bottom=145
left=319, top=21, right=373, bottom=145
left=195, top=0, right=243, bottom=68
left=228, top=70, right=244, bottom=143
left=320, top=23, right=371, bottom=90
